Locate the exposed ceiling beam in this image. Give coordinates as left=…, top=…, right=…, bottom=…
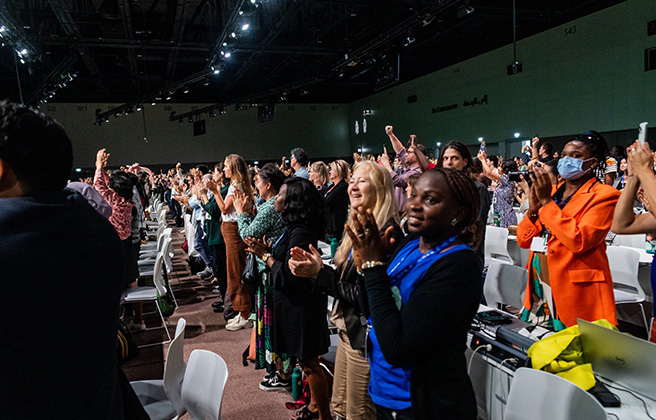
left=166, top=0, right=188, bottom=80
left=118, top=0, right=141, bottom=93
left=37, top=37, right=336, bottom=55
left=224, top=0, right=303, bottom=90
left=208, top=0, right=247, bottom=65
left=49, top=0, right=107, bottom=92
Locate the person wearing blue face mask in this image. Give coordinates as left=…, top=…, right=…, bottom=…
left=516, top=131, right=621, bottom=331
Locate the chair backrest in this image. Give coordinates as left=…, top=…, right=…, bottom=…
left=163, top=318, right=187, bottom=417
left=158, top=207, right=167, bottom=223
left=154, top=230, right=168, bottom=252
left=505, top=368, right=607, bottom=420
left=152, top=253, right=167, bottom=296
left=612, top=233, right=645, bottom=249
left=485, top=225, right=512, bottom=262
left=160, top=236, right=174, bottom=273
left=181, top=349, right=229, bottom=420
left=606, top=246, right=644, bottom=299
left=483, top=262, right=528, bottom=309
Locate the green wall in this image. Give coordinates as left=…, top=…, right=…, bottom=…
left=43, top=102, right=349, bottom=167
left=43, top=0, right=656, bottom=167
left=348, top=0, right=656, bottom=156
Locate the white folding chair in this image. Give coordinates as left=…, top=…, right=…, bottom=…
left=505, top=368, right=606, bottom=420
left=141, top=228, right=172, bottom=259
left=130, top=318, right=187, bottom=420
left=611, top=233, right=646, bottom=249
left=181, top=350, right=229, bottom=420
left=483, top=262, right=528, bottom=309
left=485, top=225, right=513, bottom=266
left=606, top=246, right=650, bottom=336
left=121, top=253, right=172, bottom=347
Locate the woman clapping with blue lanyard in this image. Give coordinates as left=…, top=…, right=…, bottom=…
left=347, top=168, right=483, bottom=420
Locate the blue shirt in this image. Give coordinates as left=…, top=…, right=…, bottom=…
left=293, top=166, right=309, bottom=179
left=368, top=238, right=470, bottom=410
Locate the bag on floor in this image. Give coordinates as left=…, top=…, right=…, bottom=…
left=117, top=320, right=140, bottom=363
left=156, top=268, right=176, bottom=317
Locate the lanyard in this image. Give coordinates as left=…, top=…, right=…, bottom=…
left=388, top=235, right=458, bottom=282
left=273, top=232, right=285, bottom=250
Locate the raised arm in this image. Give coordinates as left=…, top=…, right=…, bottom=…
left=611, top=172, right=656, bottom=234
left=477, top=150, right=502, bottom=183
left=406, top=135, right=428, bottom=172
left=531, top=137, right=540, bottom=160
left=385, top=125, right=404, bottom=154
left=93, top=148, right=119, bottom=204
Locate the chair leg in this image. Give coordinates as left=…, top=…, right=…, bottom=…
left=155, top=299, right=172, bottom=343
left=136, top=300, right=172, bottom=349
left=639, top=303, right=650, bottom=338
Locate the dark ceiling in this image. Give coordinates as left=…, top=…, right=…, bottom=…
left=0, top=0, right=625, bottom=109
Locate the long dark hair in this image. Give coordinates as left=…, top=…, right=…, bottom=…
left=437, top=141, right=474, bottom=174
left=280, top=177, right=325, bottom=239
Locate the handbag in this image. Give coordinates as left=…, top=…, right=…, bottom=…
left=117, top=320, right=140, bottom=363
left=241, top=251, right=259, bottom=292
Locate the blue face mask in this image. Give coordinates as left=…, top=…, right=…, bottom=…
left=557, top=156, right=594, bottom=180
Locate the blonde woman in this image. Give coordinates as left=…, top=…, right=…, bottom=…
left=324, top=159, right=350, bottom=239
left=206, top=154, right=255, bottom=330
left=309, top=161, right=330, bottom=195
left=289, top=160, right=402, bottom=420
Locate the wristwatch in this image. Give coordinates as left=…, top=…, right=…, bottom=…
left=261, top=253, right=272, bottom=263
left=361, top=261, right=385, bottom=270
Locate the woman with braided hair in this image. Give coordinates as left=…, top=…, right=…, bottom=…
left=348, top=168, right=483, bottom=420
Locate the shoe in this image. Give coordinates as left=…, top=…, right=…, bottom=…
left=259, top=373, right=292, bottom=391
left=225, top=314, right=253, bottom=331
left=196, top=266, right=213, bottom=280
left=128, top=321, right=146, bottom=332
left=263, top=371, right=275, bottom=381
left=213, top=303, right=224, bottom=313
left=294, top=406, right=319, bottom=420
left=211, top=301, right=224, bottom=308
left=212, top=287, right=221, bottom=294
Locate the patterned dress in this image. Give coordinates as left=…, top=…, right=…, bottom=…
left=237, top=197, right=288, bottom=371
left=493, top=174, right=517, bottom=228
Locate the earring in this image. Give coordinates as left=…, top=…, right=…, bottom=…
left=451, top=218, right=458, bottom=226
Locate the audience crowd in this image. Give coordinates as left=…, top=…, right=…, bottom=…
left=3, top=98, right=656, bottom=419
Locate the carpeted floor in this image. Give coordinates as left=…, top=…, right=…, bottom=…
left=123, top=216, right=297, bottom=420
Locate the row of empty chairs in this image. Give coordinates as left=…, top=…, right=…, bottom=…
left=484, top=226, right=651, bottom=335
left=131, top=318, right=229, bottom=420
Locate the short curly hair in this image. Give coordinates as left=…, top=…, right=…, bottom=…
left=0, top=101, right=73, bottom=193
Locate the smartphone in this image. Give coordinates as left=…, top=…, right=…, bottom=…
left=639, top=122, right=648, bottom=144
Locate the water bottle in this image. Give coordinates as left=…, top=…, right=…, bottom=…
left=330, top=237, right=339, bottom=258
left=291, top=366, right=302, bottom=401
left=646, top=234, right=655, bottom=254
left=493, top=212, right=500, bottom=227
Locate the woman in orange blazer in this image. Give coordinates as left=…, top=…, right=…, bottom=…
left=517, top=131, right=620, bottom=329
